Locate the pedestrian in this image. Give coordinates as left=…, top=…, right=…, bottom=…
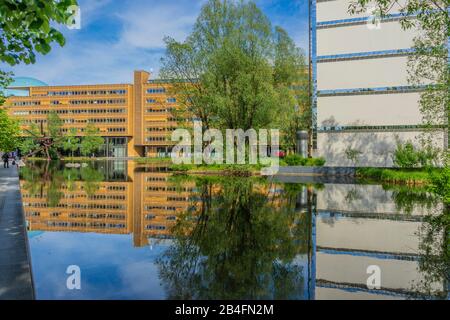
left=2, top=152, right=10, bottom=168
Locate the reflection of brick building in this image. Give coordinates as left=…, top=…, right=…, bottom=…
left=3, top=71, right=180, bottom=158
left=22, top=180, right=134, bottom=234
left=132, top=169, right=196, bottom=247
left=20, top=164, right=196, bottom=246
left=21, top=164, right=287, bottom=248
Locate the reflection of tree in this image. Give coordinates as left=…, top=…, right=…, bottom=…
left=410, top=169, right=449, bottom=299
left=80, top=166, right=104, bottom=196
left=20, top=161, right=105, bottom=206
left=20, top=161, right=65, bottom=206
left=383, top=185, right=439, bottom=215
left=411, top=212, right=449, bottom=299
left=157, top=176, right=311, bottom=300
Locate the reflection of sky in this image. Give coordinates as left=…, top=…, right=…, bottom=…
left=28, top=232, right=171, bottom=300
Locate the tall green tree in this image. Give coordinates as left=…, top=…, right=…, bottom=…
left=161, top=0, right=308, bottom=152
left=80, top=124, right=104, bottom=157
left=0, top=108, right=20, bottom=152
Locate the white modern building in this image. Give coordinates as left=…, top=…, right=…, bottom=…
left=311, top=0, right=447, bottom=167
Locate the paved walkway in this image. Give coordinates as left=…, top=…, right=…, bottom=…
left=0, top=165, right=34, bottom=300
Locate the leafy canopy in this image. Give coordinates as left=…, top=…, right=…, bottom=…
left=0, top=0, right=78, bottom=66
left=161, top=0, right=309, bottom=151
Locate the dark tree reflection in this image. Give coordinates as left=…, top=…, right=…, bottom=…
left=157, top=176, right=312, bottom=300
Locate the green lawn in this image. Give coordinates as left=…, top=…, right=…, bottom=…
left=356, top=167, right=442, bottom=185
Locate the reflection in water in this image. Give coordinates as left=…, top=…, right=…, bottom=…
left=19, top=161, right=448, bottom=300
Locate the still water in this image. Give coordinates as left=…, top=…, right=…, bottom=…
left=19, top=161, right=448, bottom=300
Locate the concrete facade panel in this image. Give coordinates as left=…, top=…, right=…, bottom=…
left=317, top=93, right=422, bottom=127
left=316, top=131, right=446, bottom=167
left=317, top=0, right=406, bottom=22
left=317, top=22, right=417, bottom=56
left=317, top=56, right=413, bottom=90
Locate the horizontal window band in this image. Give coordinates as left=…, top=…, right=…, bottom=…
left=317, top=49, right=415, bottom=63
left=317, top=12, right=412, bottom=29
left=318, top=125, right=447, bottom=133
left=318, top=85, right=428, bottom=97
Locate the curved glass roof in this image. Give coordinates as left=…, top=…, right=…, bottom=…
left=1, top=77, right=48, bottom=97
left=8, top=77, right=48, bottom=88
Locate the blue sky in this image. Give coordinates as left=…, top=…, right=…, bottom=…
left=0, top=0, right=309, bottom=86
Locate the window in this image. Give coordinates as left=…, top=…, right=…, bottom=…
left=147, top=88, right=166, bottom=94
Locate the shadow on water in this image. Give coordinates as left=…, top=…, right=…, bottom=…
left=18, top=160, right=449, bottom=300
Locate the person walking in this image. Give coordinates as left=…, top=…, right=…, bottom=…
left=2, top=152, right=10, bottom=168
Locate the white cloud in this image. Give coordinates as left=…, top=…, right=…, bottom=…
left=117, top=0, right=206, bottom=49
left=0, top=0, right=308, bottom=85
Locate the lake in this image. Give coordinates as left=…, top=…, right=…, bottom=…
left=19, top=160, right=448, bottom=300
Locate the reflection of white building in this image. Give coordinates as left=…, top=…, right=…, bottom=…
left=314, top=184, right=444, bottom=299
left=311, top=0, right=447, bottom=166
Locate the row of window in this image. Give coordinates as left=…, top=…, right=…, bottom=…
left=12, top=101, right=41, bottom=106
left=147, top=88, right=166, bottom=94
left=23, top=194, right=126, bottom=201
left=47, top=221, right=126, bottom=229
left=47, top=90, right=127, bottom=96
left=13, top=108, right=127, bottom=116
left=317, top=48, right=415, bottom=63
left=145, top=205, right=178, bottom=211
left=145, top=225, right=167, bottom=230
left=146, top=177, right=168, bottom=182
left=107, top=128, right=127, bottom=133
left=317, top=12, right=407, bottom=29
left=167, top=197, right=189, bottom=202
left=318, top=85, right=427, bottom=97
left=146, top=98, right=177, bottom=104
left=70, top=99, right=126, bottom=105
left=145, top=215, right=177, bottom=221
left=146, top=127, right=176, bottom=132
left=69, top=213, right=126, bottom=220
left=145, top=137, right=167, bottom=142
left=146, top=108, right=175, bottom=113
left=318, top=124, right=445, bottom=132
left=23, top=203, right=126, bottom=210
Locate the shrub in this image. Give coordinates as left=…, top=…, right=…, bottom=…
left=284, top=155, right=326, bottom=167
left=393, top=141, right=420, bottom=168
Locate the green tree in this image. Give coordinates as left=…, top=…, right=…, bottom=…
left=156, top=176, right=311, bottom=299
left=0, top=108, right=20, bottom=152
left=0, top=0, right=78, bottom=67
left=62, top=127, right=80, bottom=157
left=80, top=124, right=104, bottom=157
left=21, top=111, right=64, bottom=159
left=160, top=0, right=308, bottom=149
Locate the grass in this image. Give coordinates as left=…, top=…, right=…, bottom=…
left=134, top=157, right=172, bottom=164
left=356, top=167, right=442, bottom=185
left=170, top=163, right=265, bottom=175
